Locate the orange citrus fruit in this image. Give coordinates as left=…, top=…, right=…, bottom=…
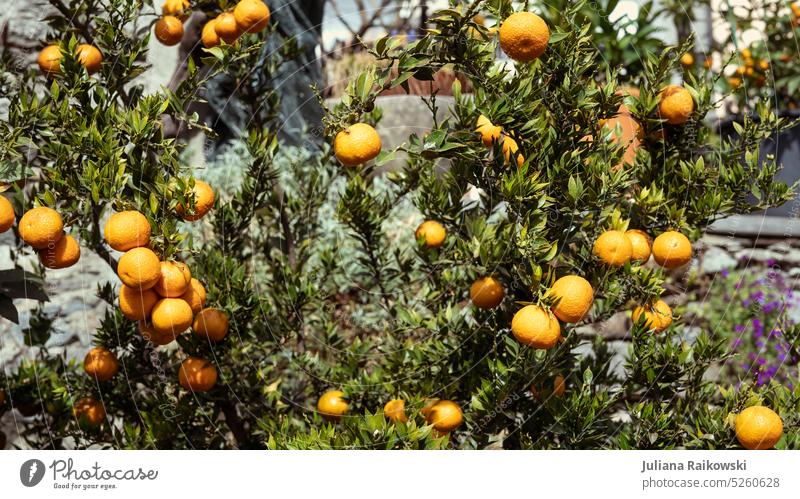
left=548, top=275, right=593, bottom=323
left=470, top=276, right=505, bottom=309
left=652, top=230, right=692, bottom=269
left=632, top=299, right=672, bottom=332
left=38, top=44, right=62, bottom=75
left=73, top=397, right=106, bottom=428
left=415, top=220, right=446, bottom=248
left=117, top=247, right=161, bottom=290
left=38, top=234, right=80, bottom=269
left=593, top=230, right=632, bottom=266
left=177, top=180, right=215, bottom=221
left=234, top=0, right=271, bottom=33
left=83, top=347, right=119, bottom=381
left=153, top=261, right=192, bottom=297
left=658, top=85, right=694, bottom=125
left=155, top=16, right=184, bottom=46
left=104, top=210, right=151, bottom=251
left=511, top=305, right=561, bottom=349
left=180, top=278, right=207, bottom=313
left=601, top=112, right=641, bottom=169
left=502, top=135, right=524, bottom=166
left=202, top=19, right=221, bottom=48
left=334, top=123, right=382, bottom=166
left=735, top=406, right=783, bottom=450
left=425, top=400, right=463, bottom=433
left=214, top=12, right=241, bottom=45
left=0, top=196, right=14, bottom=233
left=499, top=12, right=550, bottom=62
left=151, top=297, right=194, bottom=336
left=162, top=0, right=190, bottom=20
left=193, top=307, right=229, bottom=342
left=625, top=229, right=651, bottom=262
left=384, top=399, right=408, bottom=424
left=553, top=374, right=566, bottom=398
left=317, top=390, right=348, bottom=422
left=119, top=284, right=159, bottom=321
left=76, top=44, right=102, bottom=74
left=139, top=321, right=176, bottom=346
left=18, top=206, right=63, bottom=249
left=475, top=115, right=502, bottom=147
left=178, top=357, right=218, bottom=392
left=680, top=53, right=694, bottom=66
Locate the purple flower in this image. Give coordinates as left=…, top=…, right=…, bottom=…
left=721, top=269, right=730, bottom=278
left=767, top=258, right=777, bottom=267
left=735, top=324, right=746, bottom=333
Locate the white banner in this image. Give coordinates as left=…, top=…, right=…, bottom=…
left=1, top=450, right=798, bottom=497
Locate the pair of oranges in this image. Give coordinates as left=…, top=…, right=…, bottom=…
left=475, top=115, right=524, bottom=166
left=510, top=275, right=594, bottom=349
left=317, top=392, right=464, bottom=435
left=12, top=205, right=81, bottom=269
left=37, top=44, right=102, bottom=76
left=200, top=0, right=271, bottom=48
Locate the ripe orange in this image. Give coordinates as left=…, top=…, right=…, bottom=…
left=38, top=44, right=62, bottom=75
left=470, top=276, right=505, bottom=309
left=234, top=0, right=271, bottom=33
left=117, top=247, right=161, bottom=290
left=548, top=275, right=593, bottom=323
left=154, top=16, right=184, bottom=46
left=153, top=261, right=192, bottom=297
left=501, top=135, right=524, bottom=166
left=76, top=44, right=103, bottom=74
left=201, top=19, right=221, bottom=48
left=73, top=397, right=106, bottom=428
left=511, top=305, right=561, bottom=349
left=632, top=299, right=672, bottom=332
left=162, top=0, right=190, bottom=20
left=658, top=85, right=694, bottom=125
left=151, top=297, right=194, bottom=336
left=728, top=77, right=742, bottom=90
left=119, top=284, right=159, bottom=321
left=652, top=230, right=692, bottom=269
left=625, top=229, right=651, bottom=262
left=334, top=123, right=382, bottom=166
left=214, top=12, right=241, bottom=45
left=759, top=59, right=769, bottom=71
left=499, top=12, right=550, bottom=62
left=601, top=112, right=641, bottom=169
left=704, top=56, right=713, bottom=69
left=0, top=196, right=14, bottom=233
left=38, top=234, right=80, bottom=269
left=593, top=230, right=632, bottom=266
left=193, top=307, right=229, bottom=342
left=139, top=321, right=176, bottom=346
left=680, top=53, right=694, bottom=66
left=177, top=180, right=215, bottom=221
left=735, top=406, right=783, bottom=450
left=475, top=115, right=502, bottom=147
left=552, top=374, right=566, bottom=398
left=415, top=220, right=446, bottom=248
left=18, top=206, right=63, bottom=249
left=383, top=399, right=408, bottom=424
left=83, top=347, right=119, bottom=381
left=317, top=390, right=348, bottom=422
left=178, top=357, right=218, bottom=392
left=180, top=278, right=207, bottom=313
left=104, top=210, right=151, bottom=251
left=425, top=400, right=463, bottom=433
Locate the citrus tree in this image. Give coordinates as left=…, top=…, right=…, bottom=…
left=0, top=0, right=798, bottom=450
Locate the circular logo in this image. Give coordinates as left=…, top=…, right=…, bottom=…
left=20, top=459, right=46, bottom=487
